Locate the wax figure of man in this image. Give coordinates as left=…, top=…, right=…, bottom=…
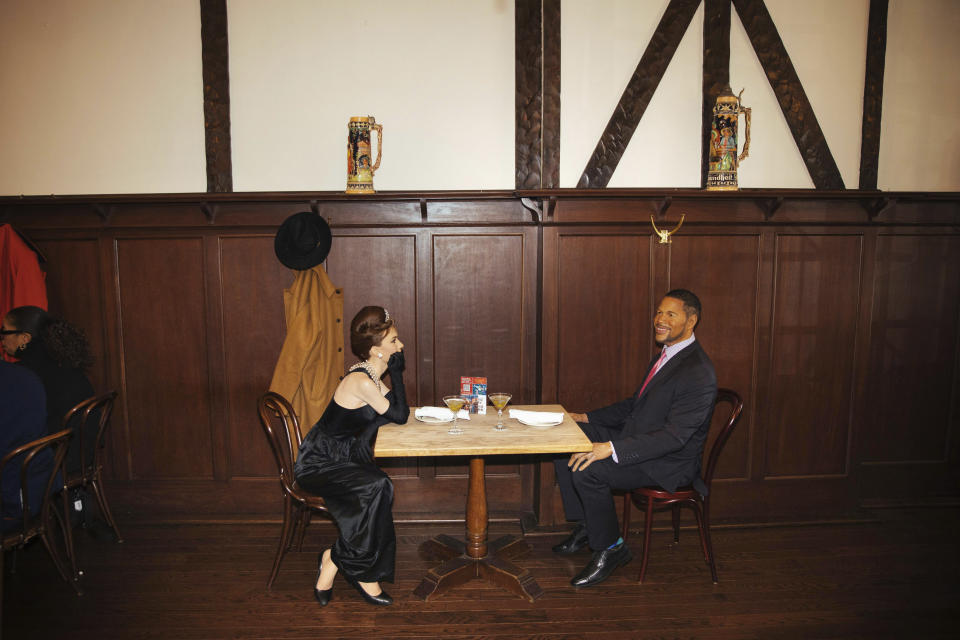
left=553, top=289, right=717, bottom=587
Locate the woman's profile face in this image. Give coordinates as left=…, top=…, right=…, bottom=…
left=373, top=326, right=403, bottom=360
left=1, top=317, right=28, bottom=356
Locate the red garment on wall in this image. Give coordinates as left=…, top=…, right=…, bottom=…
left=0, top=224, right=48, bottom=361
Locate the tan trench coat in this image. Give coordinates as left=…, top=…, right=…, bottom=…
left=269, top=265, right=344, bottom=436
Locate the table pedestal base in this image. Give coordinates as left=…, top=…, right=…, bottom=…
left=413, top=534, right=545, bottom=602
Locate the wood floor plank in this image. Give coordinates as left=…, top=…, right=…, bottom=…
left=3, top=508, right=958, bottom=639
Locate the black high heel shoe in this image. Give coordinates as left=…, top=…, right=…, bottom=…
left=314, top=550, right=333, bottom=606
left=343, top=572, right=393, bottom=606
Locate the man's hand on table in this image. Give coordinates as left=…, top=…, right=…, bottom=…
left=568, top=412, right=588, bottom=423
left=568, top=441, right=613, bottom=472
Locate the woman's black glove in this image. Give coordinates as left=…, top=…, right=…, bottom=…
left=387, top=350, right=405, bottom=376
left=381, top=350, right=409, bottom=424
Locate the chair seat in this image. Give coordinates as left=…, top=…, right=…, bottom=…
left=290, top=481, right=327, bottom=511
left=632, top=485, right=698, bottom=501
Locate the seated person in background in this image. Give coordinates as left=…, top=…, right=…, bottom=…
left=0, top=360, right=50, bottom=530
left=2, top=306, right=95, bottom=474
left=295, top=305, right=409, bottom=607
left=553, top=289, right=718, bottom=587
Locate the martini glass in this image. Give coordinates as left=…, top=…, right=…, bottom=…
left=488, top=392, right=512, bottom=431
left=442, top=395, right=466, bottom=435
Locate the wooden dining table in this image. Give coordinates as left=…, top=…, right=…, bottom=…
left=374, top=404, right=592, bottom=602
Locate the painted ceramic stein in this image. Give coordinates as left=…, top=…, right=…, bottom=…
left=707, top=86, right=751, bottom=190
left=346, top=116, right=382, bottom=194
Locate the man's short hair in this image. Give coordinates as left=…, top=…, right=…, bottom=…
left=664, top=289, right=702, bottom=327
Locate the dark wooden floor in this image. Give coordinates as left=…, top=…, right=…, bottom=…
left=3, top=507, right=959, bottom=639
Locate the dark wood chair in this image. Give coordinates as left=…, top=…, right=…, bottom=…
left=620, top=388, right=744, bottom=583
left=62, top=391, right=123, bottom=543
left=1, top=428, right=82, bottom=597
left=257, top=391, right=328, bottom=589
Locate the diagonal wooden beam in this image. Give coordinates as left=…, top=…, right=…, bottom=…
left=732, top=0, right=843, bottom=189
left=577, top=0, right=701, bottom=189
left=542, top=0, right=561, bottom=189
left=701, top=0, right=732, bottom=188
left=200, top=0, right=233, bottom=193
left=859, top=0, right=888, bottom=190
left=516, top=0, right=544, bottom=189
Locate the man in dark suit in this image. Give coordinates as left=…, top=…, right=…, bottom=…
left=554, top=289, right=717, bottom=587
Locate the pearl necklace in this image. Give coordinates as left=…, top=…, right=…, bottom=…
left=349, top=360, right=382, bottom=392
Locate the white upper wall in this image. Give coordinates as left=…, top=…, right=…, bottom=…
left=0, top=0, right=958, bottom=194
left=228, top=0, right=514, bottom=192
left=878, top=0, right=960, bottom=190
left=0, top=0, right=206, bottom=195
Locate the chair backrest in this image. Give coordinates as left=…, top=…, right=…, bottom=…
left=62, top=391, right=118, bottom=477
left=257, top=392, right=302, bottom=495
left=701, top=388, right=744, bottom=493
left=1, top=428, right=72, bottom=543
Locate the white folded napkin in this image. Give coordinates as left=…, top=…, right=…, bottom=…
left=415, top=406, right=470, bottom=420
left=508, top=409, right=564, bottom=424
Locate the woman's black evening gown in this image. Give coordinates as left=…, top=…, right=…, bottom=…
left=294, top=382, right=397, bottom=583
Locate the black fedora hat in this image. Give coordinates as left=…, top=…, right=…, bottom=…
left=274, top=211, right=333, bottom=270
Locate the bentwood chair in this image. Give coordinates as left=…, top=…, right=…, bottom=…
left=621, top=388, right=744, bottom=583
left=257, top=391, right=328, bottom=589
left=1, top=428, right=82, bottom=597
left=62, top=391, right=123, bottom=543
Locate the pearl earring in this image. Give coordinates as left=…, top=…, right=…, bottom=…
left=377, top=353, right=383, bottom=359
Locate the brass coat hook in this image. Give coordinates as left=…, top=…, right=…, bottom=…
left=650, top=214, right=684, bottom=244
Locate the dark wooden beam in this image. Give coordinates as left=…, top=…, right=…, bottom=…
left=577, top=0, right=700, bottom=188
left=516, top=0, right=543, bottom=189
left=542, top=0, right=561, bottom=189
left=732, top=0, right=844, bottom=190
left=702, top=0, right=732, bottom=188
left=859, top=0, right=888, bottom=190
left=200, top=0, right=233, bottom=193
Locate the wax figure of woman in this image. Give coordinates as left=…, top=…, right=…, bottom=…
left=2, top=306, right=95, bottom=474
left=294, top=305, right=409, bottom=607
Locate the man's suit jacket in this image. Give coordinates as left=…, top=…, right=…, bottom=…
left=586, top=340, right=717, bottom=493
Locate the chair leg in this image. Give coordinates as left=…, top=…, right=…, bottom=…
left=671, top=503, right=681, bottom=544
left=58, top=489, right=80, bottom=580
left=697, top=497, right=719, bottom=583
left=267, top=495, right=296, bottom=590
left=42, top=508, right=83, bottom=595
left=296, top=509, right=313, bottom=551
left=638, top=496, right=655, bottom=583
left=621, top=493, right=633, bottom=541
left=89, top=473, right=124, bottom=543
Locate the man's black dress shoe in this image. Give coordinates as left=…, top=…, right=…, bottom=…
left=552, top=522, right=589, bottom=554
left=570, top=542, right=632, bottom=587
left=314, top=551, right=333, bottom=606
left=344, top=572, right=393, bottom=606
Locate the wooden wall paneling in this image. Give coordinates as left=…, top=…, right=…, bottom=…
left=116, top=236, right=214, bottom=478
left=203, top=234, right=229, bottom=480
left=218, top=235, right=291, bottom=478
left=859, top=234, right=960, bottom=501
left=34, top=237, right=108, bottom=390
left=555, top=231, right=652, bottom=413
left=765, top=234, right=863, bottom=478
left=667, top=232, right=761, bottom=482
left=326, top=231, right=420, bottom=489
left=431, top=232, right=529, bottom=494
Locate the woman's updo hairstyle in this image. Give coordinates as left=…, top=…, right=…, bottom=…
left=6, top=305, right=94, bottom=370
left=350, top=305, right=394, bottom=360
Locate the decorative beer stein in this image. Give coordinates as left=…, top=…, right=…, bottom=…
left=346, top=116, right=382, bottom=194
left=707, top=86, right=751, bottom=190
